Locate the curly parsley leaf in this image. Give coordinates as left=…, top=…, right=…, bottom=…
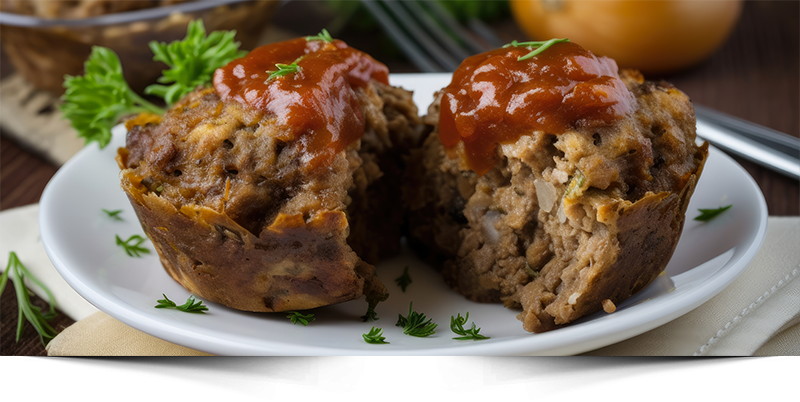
left=116, top=234, right=150, bottom=257
left=0, top=252, right=59, bottom=345
left=395, top=302, right=437, bottom=337
left=155, top=293, right=209, bottom=314
left=287, top=311, right=315, bottom=326
left=450, top=312, right=490, bottom=341
left=694, top=205, right=732, bottom=222
left=362, top=326, right=389, bottom=344
left=145, top=19, right=246, bottom=106
left=61, top=46, right=165, bottom=148
left=395, top=266, right=412, bottom=292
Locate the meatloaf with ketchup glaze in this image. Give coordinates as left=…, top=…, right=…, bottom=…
left=405, top=40, right=708, bottom=333
left=117, top=36, right=422, bottom=313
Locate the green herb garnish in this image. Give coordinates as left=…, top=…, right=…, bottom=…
left=0, top=252, right=59, bottom=345
left=395, top=302, right=437, bottom=337
left=395, top=266, right=412, bottom=292
left=361, top=306, right=379, bottom=322
left=115, top=234, right=150, bottom=257
left=61, top=20, right=246, bottom=148
left=287, top=311, right=315, bottom=326
left=694, top=205, right=732, bottom=222
left=102, top=209, right=123, bottom=221
left=306, top=28, right=335, bottom=43
left=362, top=327, right=389, bottom=344
left=504, top=38, right=570, bottom=61
left=450, top=312, right=490, bottom=341
left=61, top=46, right=166, bottom=148
left=267, top=62, right=301, bottom=80
left=145, top=20, right=246, bottom=106
left=155, top=293, right=209, bottom=314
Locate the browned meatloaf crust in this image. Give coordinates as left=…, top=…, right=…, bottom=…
left=118, top=81, right=422, bottom=312
left=405, top=69, right=708, bottom=333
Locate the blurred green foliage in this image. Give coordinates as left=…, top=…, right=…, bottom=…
left=436, top=0, right=510, bottom=22
left=326, top=0, right=510, bottom=32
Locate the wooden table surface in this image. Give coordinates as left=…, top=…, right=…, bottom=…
left=1, top=1, right=797, bottom=356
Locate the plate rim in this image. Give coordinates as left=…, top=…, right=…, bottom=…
left=39, top=73, right=768, bottom=355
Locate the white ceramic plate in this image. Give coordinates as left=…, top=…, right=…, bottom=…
left=40, top=73, right=767, bottom=355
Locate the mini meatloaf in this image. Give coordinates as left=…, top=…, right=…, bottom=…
left=404, top=41, right=708, bottom=333
left=117, top=36, right=422, bottom=313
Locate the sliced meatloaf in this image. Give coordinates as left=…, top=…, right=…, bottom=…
left=117, top=37, right=422, bottom=313
left=405, top=42, right=707, bottom=333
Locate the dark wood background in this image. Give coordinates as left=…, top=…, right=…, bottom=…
left=2, top=0, right=798, bottom=356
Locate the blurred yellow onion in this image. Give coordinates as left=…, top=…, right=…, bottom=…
left=510, top=0, right=743, bottom=74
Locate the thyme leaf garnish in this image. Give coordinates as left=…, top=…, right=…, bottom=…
left=504, top=38, right=570, bottom=61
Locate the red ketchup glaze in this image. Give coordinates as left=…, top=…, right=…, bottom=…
left=439, top=41, right=636, bottom=175
left=213, top=38, right=389, bottom=171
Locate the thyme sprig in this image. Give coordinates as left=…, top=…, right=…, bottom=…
left=395, top=266, right=412, bottom=292
left=694, top=205, right=732, bottom=222
left=116, top=234, right=150, bottom=257
left=0, top=252, right=59, bottom=345
left=266, top=62, right=301, bottom=81
left=395, top=302, right=437, bottom=337
left=504, top=38, right=570, bottom=61
left=155, top=293, right=209, bottom=314
left=361, top=306, right=379, bottom=322
left=268, top=28, right=335, bottom=82
left=287, top=311, right=315, bottom=326
left=306, top=28, right=334, bottom=43
left=450, top=312, right=490, bottom=341
left=362, top=327, right=389, bottom=344
left=102, top=209, right=123, bottom=221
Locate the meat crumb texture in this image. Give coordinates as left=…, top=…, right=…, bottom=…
left=404, top=70, right=708, bottom=333
left=118, top=81, right=422, bottom=313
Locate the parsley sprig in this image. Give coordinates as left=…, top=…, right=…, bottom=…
left=395, top=302, right=437, bottom=337
left=362, top=327, right=389, bottom=344
left=450, top=312, right=490, bottom=341
left=145, top=20, right=246, bottom=106
left=61, top=20, right=246, bottom=148
left=61, top=46, right=166, bottom=148
left=504, top=38, right=570, bottom=61
left=0, top=252, right=59, bottom=345
left=155, top=293, right=209, bottom=314
left=116, top=234, right=150, bottom=257
left=694, top=205, right=732, bottom=222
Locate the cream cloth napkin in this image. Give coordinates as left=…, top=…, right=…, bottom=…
left=1, top=204, right=797, bottom=356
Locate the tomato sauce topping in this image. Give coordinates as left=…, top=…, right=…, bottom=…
left=213, top=38, right=389, bottom=171
left=439, top=41, right=636, bottom=175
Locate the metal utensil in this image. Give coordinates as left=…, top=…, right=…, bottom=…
left=362, top=0, right=800, bottom=180
left=695, top=105, right=800, bottom=180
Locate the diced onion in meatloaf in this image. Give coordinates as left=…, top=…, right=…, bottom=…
left=404, top=69, right=707, bottom=333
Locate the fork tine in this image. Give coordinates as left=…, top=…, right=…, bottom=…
left=402, top=0, right=472, bottom=63
left=380, top=0, right=462, bottom=71
left=359, top=0, right=443, bottom=72
left=466, top=18, right=506, bottom=49
left=421, top=0, right=493, bottom=54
